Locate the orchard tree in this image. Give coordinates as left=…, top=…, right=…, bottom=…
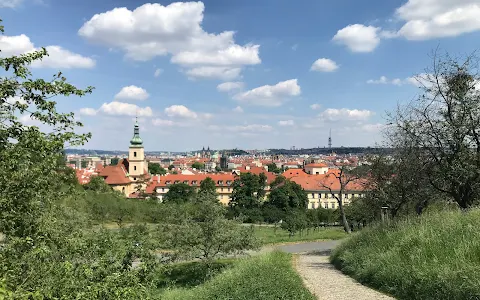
left=83, top=175, right=112, bottom=193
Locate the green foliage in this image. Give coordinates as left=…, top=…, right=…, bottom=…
left=280, top=210, right=309, bottom=236
left=229, top=173, right=267, bottom=214
left=163, top=183, right=196, bottom=203
left=331, top=209, right=480, bottom=300
left=253, top=225, right=346, bottom=245
left=110, top=157, right=119, bottom=166
left=168, top=164, right=175, bottom=170
left=149, top=162, right=166, bottom=175
left=267, top=179, right=308, bottom=210
left=166, top=196, right=258, bottom=260
left=199, top=177, right=216, bottom=195
left=161, top=251, right=315, bottom=300
left=83, top=175, right=112, bottom=193
left=191, top=161, right=204, bottom=170
left=266, top=163, right=281, bottom=174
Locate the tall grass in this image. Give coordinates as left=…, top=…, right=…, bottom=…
left=331, top=209, right=480, bottom=300
left=159, top=251, right=315, bottom=300
left=254, top=226, right=346, bottom=245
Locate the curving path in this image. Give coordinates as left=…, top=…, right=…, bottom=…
left=275, top=241, right=395, bottom=300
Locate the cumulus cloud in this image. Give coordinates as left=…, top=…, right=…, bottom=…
left=333, top=1, right=480, bottom=52
left=154, top=68, right=163, bottom=77
left=310, top=58, right=339, bottom=72
left=233, top=79, right=301, bottom=107
left=320, top=108, right=374, bottom=121
left=0, top=0, right=23, bottom=8
left=310, top=103, right=321, bottom=110
left=99, top=101, right=153, bottom=117
left=114, top=85, right=149, bottom=101
left=0, top=34, right=95, bottom=69
left=367, top=76, right=404, bottom=86
left=227, top=124, right=273, bottom=132
left=396, top=0, right=480, bottom=40
left=164, top=105, right=198, bottom=119
left=233, top=106, right=244, bottom=113
left=278, top=120, right=294, bottom=126
left=78, top=2, right=260, bottom=80
left=79, top=108, right=97, bottom=116
left=5, top=96, right=27, bottom=105
left=186, top=66, right=241, bottom=81
left=217, top=81, right=244, bottom=92
left=332, top=24, right=381, bottom=52
left=152, top=118, right=175, bottom=126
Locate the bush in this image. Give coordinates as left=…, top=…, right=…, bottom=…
left=331, top=209, right=480, bottom=300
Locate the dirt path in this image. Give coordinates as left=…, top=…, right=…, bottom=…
left=295, top=251, right=395, bottom=300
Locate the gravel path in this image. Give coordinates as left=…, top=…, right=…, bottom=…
left=294, top=250, right=395, bottom=300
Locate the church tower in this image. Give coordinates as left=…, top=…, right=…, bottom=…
left=128, top=117, right=146, bottom=181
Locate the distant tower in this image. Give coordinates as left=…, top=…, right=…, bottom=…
left=128, top=116, right=146, bottom=181
left=328, top=129, right=332, bottom=149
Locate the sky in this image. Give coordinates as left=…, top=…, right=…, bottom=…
left=2, top=0, right=480, bottom=151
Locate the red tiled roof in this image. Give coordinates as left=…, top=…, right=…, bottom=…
left=290, top=169, right=365, bottom=192
left=145, top=173, right=237, bottom=194
left=98, top=164, right=131, bottom=185
left=305, top=163, right=328, bottom=168
left=282, top=169, right=309, bottom=179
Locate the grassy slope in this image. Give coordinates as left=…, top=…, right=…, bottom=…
left=331, top=209, right=480, bottom=300
left=254, top=226, right=346, bottom=245
left=159, top=251, right=315, bottom=300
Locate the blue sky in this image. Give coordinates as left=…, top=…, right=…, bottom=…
left=2, top=0, right=480, bottom=151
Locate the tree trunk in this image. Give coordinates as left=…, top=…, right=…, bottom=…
left=338, top=202, right=351, bottom=234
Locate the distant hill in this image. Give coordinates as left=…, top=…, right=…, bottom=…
left=267, top=147, right=393, bottom=155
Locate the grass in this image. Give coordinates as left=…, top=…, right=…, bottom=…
left=331, top=209, right=480, bottom=300
left=158, top=251, right=315, bottom=300
left=253, top=225, right=347, bottom=245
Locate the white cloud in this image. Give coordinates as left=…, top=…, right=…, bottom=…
left=278, top=120, right=294, bottom=126
left=310, top=103, right=321, bottom=110
left=154, top=68, right=163, bottom=77
left=152, top=118, right=175, bottom=126
left=291, top=44, right=298, bottom=51
left=5, top=96, right=27, bottom=105
left=310, top=58, right=339, bottom=72
left=99, top=101, right=153, bottom=117
left=78, top=2, right=260, bottom=79
left=367, top=76, right=403, bottom=86
left=0, top=34, right=95, bottom=69
left=332, top=24, right=381, bottom=52
left=320, top=108, right=374, bottom=121
left=233, top=79, right=301, bottom=107
left=164, top=105, right=197, bottom=119
left=227, top=124, right=273, bottom=132
left=233, top=106, right=244, bottom=113
left=396, top=0, right=480, bottom=40
left=79, top=108, right=97, bottom=116
left=186, top=66, right=241, bottom=81
left=217, top=81, right=244, bottom=92
left=0, top=0, right=23, bottom=8
left=114, top=85, right=149, bottom=101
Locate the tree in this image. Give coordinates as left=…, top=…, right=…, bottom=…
left=281, top=209, right=308, bottom=237
left=229, top=173, right=266, bottom=213
left=318, top=165, right=364, bottom=233
left=268, top=179, right=308, bottom=211
left=388, top=51, right=480, bottom=209
left=110, top=157, right=119, bottom=166
left=215, top=166, right=222, bottom=172
left=168, top=164, right=175, bottom=170
left=163, top=183, right=196, bottom=203
left=167, top=195, right=258, bottom=261
left=148, top=162, right=166, bottom=175
left=81, top=160, right=88, bottom=168
left=83, top=175, right=112, bottom=193
left=199, top=177, right=217, bottom=195
left=267, top=163, right=281, bottom=174
left=192, top=161, right=204, bottom=170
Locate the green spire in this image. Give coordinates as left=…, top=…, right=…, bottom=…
left=130, top=116, right=143, bottom=146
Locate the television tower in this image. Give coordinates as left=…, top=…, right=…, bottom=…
left=328, top=129, right=332, bottom=149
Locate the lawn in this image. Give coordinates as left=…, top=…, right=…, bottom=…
left=253, top=225, right=347, bottom=245
left=158, top=251, right=315, bottom=300
left=331, top=209, right=480, bottom=300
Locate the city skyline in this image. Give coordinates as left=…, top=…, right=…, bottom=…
left=2, top=0, right=480, bottom=151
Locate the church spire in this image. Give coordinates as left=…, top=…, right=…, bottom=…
left=130, top=116, right=143, bottom=146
